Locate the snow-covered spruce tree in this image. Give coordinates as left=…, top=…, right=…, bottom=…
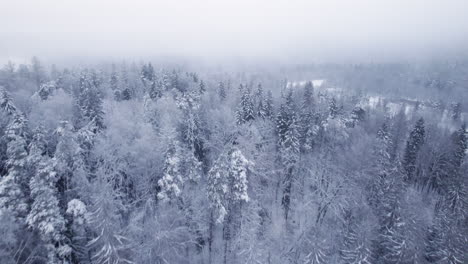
left=120, top=64, right=132, bottom=101
left=207, top=146, right=252, bottom=263
left=74, top=115, right=102, bottom=179
left=27, top=158, right=71, bottom=263
left=389, top=108, right=407, bottom=162
left=369, top=122, right=409, bottom=264
left=77, top=70, right=105, bottom=131
left=170, top=69, right=181, bottom=92
left=0, top=114, right=30, bottom=219
left=276, top=89, right=296, bottom=147
left=175, top=90, right=206, bottom=160
left=448, top=124, right=467, bottom=173
left=66, top=198, right=89, bottom=264
left=110, top=64, right=119, bottom=91
left=443, top=124, right=467, bottom=213
left=402, top=117, right=425, bottom=183
left=276, top=88, right=300, bottom=220
left=178, top=100, right=206, bottom=168
left=121, top=87, right=131, bottom=101
left=53, top=121, right=93, bottom=262
left=110, top=64, right=121, bottom=101
left=89, top=69, right=103, bottom=90
left=37, top=81, right=57, bottom=101
left=257, top=98, right=266, bottom=120
left=159, top=71, right=171, bottom=92
left=218, top=81, right=227, bottom=101
left=54, top=121, right=86, bottom=199
left=0, top=87, right=17, bottom=116
left=423, top=126, right=467, bottom=264
left=339, top=209, right=372, bottom=264
left=299, top=81, right=316, bottom=152
left=255, top=83, right=263, bottom=101
left=425, top=199, right=466, bottom=264
left=255, top=84, right=267, bottom=119
left=303, top=240, right=329, bottom=264
left=87, top=175, right=132, bottom=264
left=287, top=226, right=330, bottom=264
left=207, top=146, right=252, bottom=223
left=199, top=79, right=206, bottom=95
left=28, top=126, right=47, bottom=165
left=328, top=97, right=339, bottom=119
left=262, top=89, right=274, bottom=119
left=303, top=81, right=314, bottom=108
left=157, top=140, right=183, bottom=201
left=236, top=85, right=255, bottom=125
left=147, top=77, right=161, bottom=100
left=140, top=62, right=155, bottom=88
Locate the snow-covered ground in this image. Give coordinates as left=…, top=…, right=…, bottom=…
left=289, top=80, right=466, bottom=133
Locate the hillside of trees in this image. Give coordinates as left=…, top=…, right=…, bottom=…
left=0, top=58, right=466, bottom=264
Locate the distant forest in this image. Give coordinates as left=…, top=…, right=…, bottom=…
left=0, top=58, right=466, bottom=264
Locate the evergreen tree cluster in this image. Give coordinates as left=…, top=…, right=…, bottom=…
left=0, top=58, right=466, bottom=264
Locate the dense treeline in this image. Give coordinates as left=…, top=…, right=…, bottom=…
left=0, top=58, right=466, bottom=264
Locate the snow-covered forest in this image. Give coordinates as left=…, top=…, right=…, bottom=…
left=0, top=57, right=466, bottom=264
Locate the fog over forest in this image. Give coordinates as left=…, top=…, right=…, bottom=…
left=0, top=1, right=467, bottom=264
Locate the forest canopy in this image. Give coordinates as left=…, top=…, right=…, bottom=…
left=0, top=57, right=466, bottom=264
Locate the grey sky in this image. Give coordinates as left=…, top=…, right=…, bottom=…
left=1, top=0, right=467, bottom=64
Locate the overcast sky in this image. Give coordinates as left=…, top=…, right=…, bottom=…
left=1, top=0, right=467, bottom=64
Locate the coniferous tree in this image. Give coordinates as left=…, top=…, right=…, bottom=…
left=263, top=90, right=274, bottom=119
left=370, top=123, right=409, bottom=264
left=207, top=146, right=252, bottom=264
left=27, top=126, right=47, bottom=170
left=110, top=64, right=121, bottom=101
left=148, top=78, right=162, bottom=100
left=110, top=64, right=119, bottom=91
left=66, top=198, right=89, bottom=263
left=88, top=176, right=132, bottom=264
left=339, top=209, right=372, bottom=264
left=255, top=84, right=266, bottom=119
left=120, top=69, right=132, bottom=101
left=207, top=146, right=252, bottom=224
left=276, top=89, right=300, bottom=220
left=27, top=158, right=71, bottom=263
left=0, top=87, right=17, bottom=115
left=449, top=124, right=467, bottom=171
left=389, top=108, right=407, bottom=162
left=78, top=71, right=105, bottom=131
left=402, top=118, right=425, bottom=182
left=140, top=62, right=155, bottom=87
left=37, top=81, right=57, bottom=101
left=179, top=101, right=206, bottom=165
left=53, top=121, right=91, bottom=263
left=218, top=81, right=227, bottom=101
left=303, top=81, right=314, bottom=108
left=425, top=200, right=465, bottom=264
left=299, top=81, right=316, bottom=152
left=303, top=238, right=329, bottom=264
left=445, top=124, right=467, bottom=212
left=423, top=126, right=467, bottom=264
left=199, top=79, right=206, bottom=95
left=236, top=86, right=255, bottom=125
left=158, top=141, right=183, bottom=201
left=0, top=115, right=29, bottom=219
left=329, top=97, right=339, bottom=119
